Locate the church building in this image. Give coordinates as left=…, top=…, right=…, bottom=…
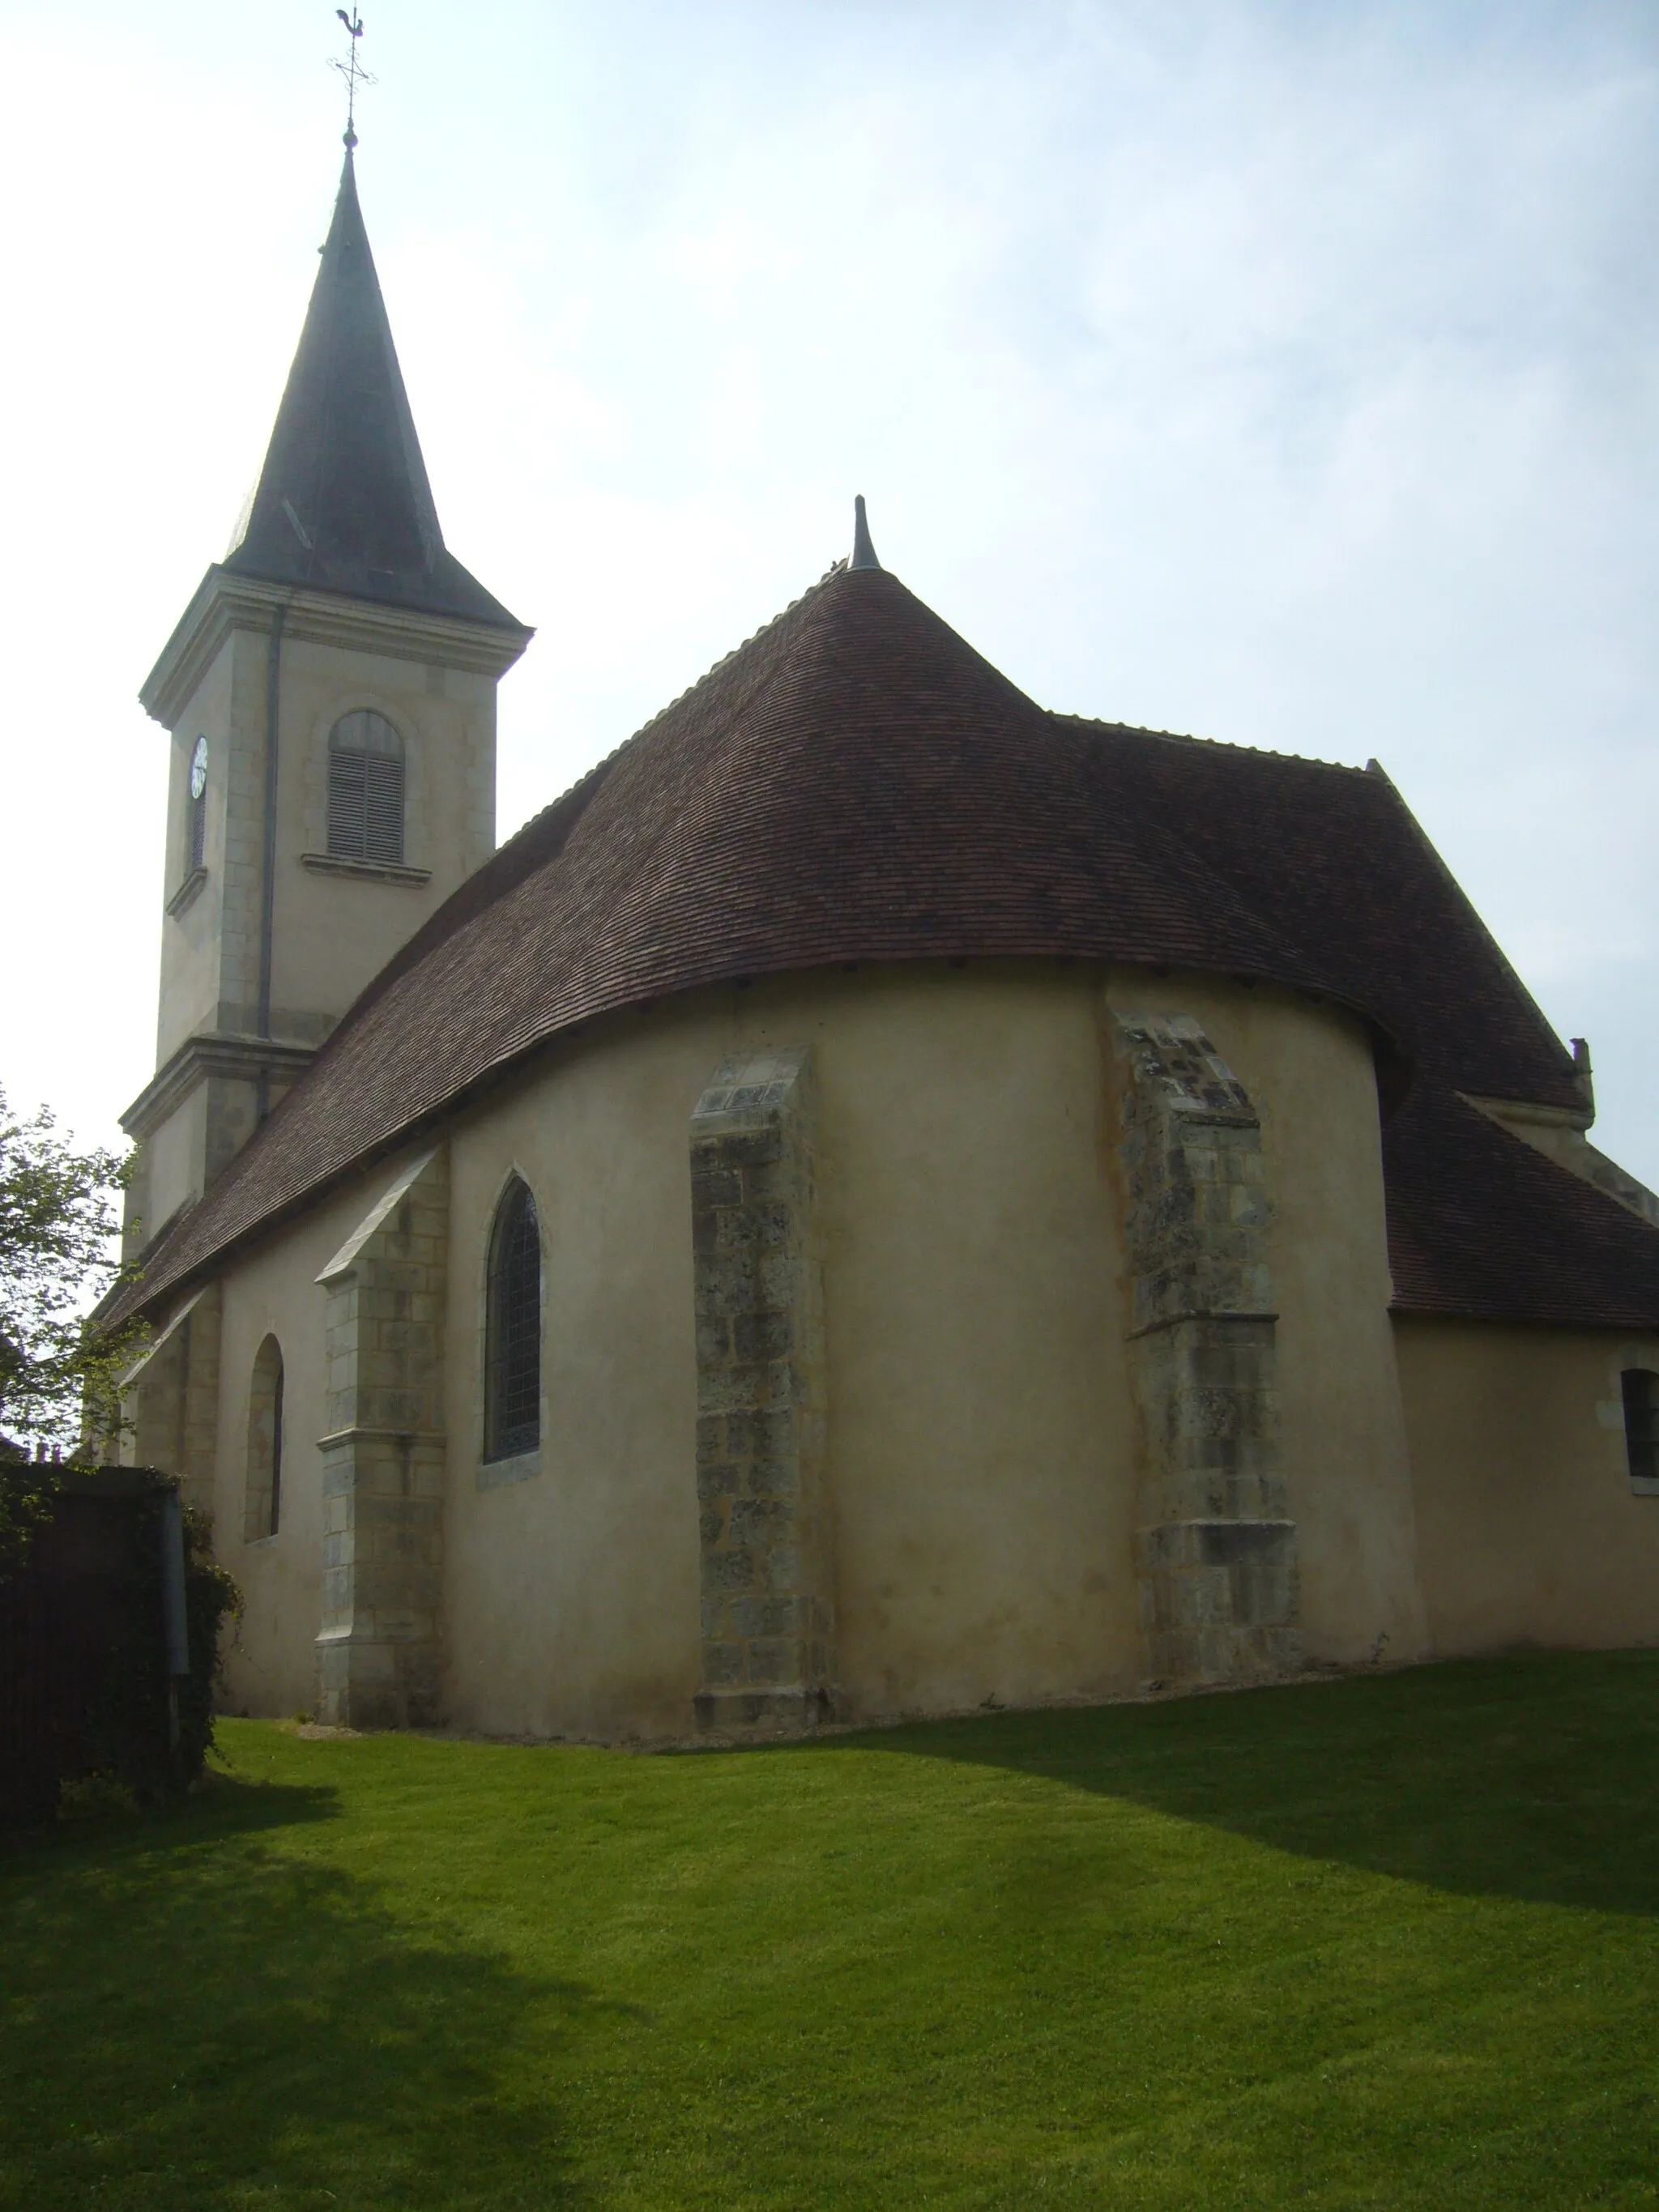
left=113, top=151, right=1659, bottom=1739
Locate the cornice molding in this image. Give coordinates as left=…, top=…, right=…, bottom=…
left=301, top=851, right=432, bottom=888
left=122, top=1030, right=319, bottom=1141
left=140, top=566, right=533, bottom=727
left=164, top=866, right=208, bottom=918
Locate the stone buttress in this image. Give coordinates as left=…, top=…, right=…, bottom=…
left=1113, top=1013, right=1300, bottom=1685
left=314, top=1147, right=449, bottom=1727
left=121, top=1283, right=223, bottom=1517
left=689, top=1047, right=836, bottom=1732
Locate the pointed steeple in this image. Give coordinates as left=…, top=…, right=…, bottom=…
left=849, top=493, right=881, bottom=572
left=224, top=152, right=522, bottom=630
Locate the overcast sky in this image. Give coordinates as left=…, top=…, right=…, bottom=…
left=2, top=0, right=1656, bottom=1186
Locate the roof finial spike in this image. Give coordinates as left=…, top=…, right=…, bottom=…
left=849, top=493, right=881, bottom=572
left=331, top=9, right=373, bottom=152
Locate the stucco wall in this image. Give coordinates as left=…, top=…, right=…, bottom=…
left=1396, top=1317, right=1659, bottom=1655
left=139, top=615, right=501, bottom=1251
left=210, top=1168, right=391, bottom=1719
left=268, top=633, right=497, bottom=1046
left=154, top=633, right=246, bottom=1067
left=198, top=957, right=1425, bottom=1736
left=433, top=965, right=1141, bottom=1737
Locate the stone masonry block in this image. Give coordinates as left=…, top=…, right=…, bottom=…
left=703, top=1547, right=757, bottom=1592
left=691, top=1166, right=744, bottom=1209
left=1114, top=1011, right=1300, bottom=1692
left=690, top=1046, right=835, bottom=1733
left=744, top=1634, right=812, bottom=1686
left=702, top=1642, right=745, bottom=1686
left=732, top=1309, right=794, bottom=1363
left=313, top=1146, right=450, bottom=1730
left=694, top=1252, right=760, bottom=1313
left=731, top=1594, right=810, bottom=1639
left=761, top=1543, right=804, bottom=1590
left=727, top=1496, right=797, bottom=1545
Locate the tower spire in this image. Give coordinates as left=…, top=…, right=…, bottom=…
left=221, top=155, right=522, bottom=629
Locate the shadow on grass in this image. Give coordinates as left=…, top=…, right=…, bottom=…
left=2, top=1768, right=343, bottom=1862
left=0, top=1773, right=598, bottom=2210
left=810, top=1649, right=1659, bottom=1919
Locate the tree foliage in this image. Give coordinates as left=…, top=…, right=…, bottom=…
left=0, top=1086, right=147, bottom=1562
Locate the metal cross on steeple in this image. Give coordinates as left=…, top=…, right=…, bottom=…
left=331, top=10, right=375, bottom=150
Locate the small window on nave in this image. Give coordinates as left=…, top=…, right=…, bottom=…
left=484, top=1178, right=542, bottom=1463
left=245, top=1335, right=285, bottom=1541
left=1623, top=1369, right=1658, bottom=1486
left=327, top=709, right=406, bottom=866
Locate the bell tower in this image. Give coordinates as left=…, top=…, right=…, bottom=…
left=122, top=150, right=531, bottom=1259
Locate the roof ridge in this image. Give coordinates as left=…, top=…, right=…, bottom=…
left=416, top=560, right=852, bottom=896
left=1051, top=711, right=1372, bottom=776
left=623, top=560, right=847, bottom=744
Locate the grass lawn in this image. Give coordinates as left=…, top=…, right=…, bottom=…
left=3, top=1652, right=1658, bottom=2210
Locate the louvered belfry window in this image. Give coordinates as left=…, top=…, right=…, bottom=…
left=327, top=709, right=406, bottom=864
left=485, top=1178, right=542, bottom=1462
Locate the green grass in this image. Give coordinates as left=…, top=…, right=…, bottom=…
left=4, top=1653, right=1659, bottom=2210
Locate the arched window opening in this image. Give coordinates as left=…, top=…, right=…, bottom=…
left=327, top=709, right=405, bottom=864
left=1623, top=1369, right=1658, bottom=1485
left=245, top=1336, right=285, bottom=1541
left=187, top=734, right=208, bottom=875
left=485, top=1178, right=541, bottom=1462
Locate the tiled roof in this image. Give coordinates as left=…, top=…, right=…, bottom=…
left=114, top=561, right=1659, bottom=1332
left=1060, top=719, right=1582, bottom=1111
left=1384, top=1088, right=1659, bottom=1330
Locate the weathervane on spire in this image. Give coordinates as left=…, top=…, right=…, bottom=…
left=331, top=10, right=374, bottom=151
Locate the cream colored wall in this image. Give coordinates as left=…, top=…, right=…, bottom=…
left=442, top=1026, right=704, bottom=1741
left=141, top=611, right=501, bottom=1267
left=439, top=961, right=1417, bottom=1735
left=160, top=620, right=500, bottom=1060
left=441, top=964, right=1146, bottom=1739
left=143, top=1083, right=209, bottom=1243
left=268, top=634, right=497, bottom=1043
left=210, top=1167, right=390, bottom=1719
left=154, top=631, right=259, bottom=1067
left=812, top=967, right=1140, bottom=1716
left=1396, top=1318, right=1659, bottom=1655
left=197, top=957, right=1430, bottom=1737
left=1158, top=982, right=1431, bottom=1667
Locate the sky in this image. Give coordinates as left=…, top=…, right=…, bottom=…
left=2, top=0, right=1656, bottom=1185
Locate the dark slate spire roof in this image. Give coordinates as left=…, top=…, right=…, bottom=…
left=223, top=152, right=524, bottom=631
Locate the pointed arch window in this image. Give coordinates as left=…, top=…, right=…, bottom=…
left=327, top=710, right=405, bottom=865
left=245, top=1336, right=285, bottom=1541
left=484, top=1178, right=541, bottom=1463
left=1623, top=1369, right=1658, bottom=1486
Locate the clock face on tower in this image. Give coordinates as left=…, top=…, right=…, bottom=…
left=190, top=735, right=208, bottom=799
